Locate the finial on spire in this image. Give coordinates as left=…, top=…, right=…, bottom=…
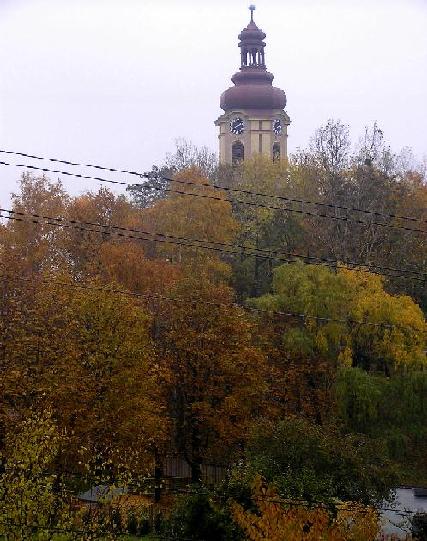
left=249, top=4, right=256, bottom=22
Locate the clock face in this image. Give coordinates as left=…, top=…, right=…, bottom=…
left=273, top=119, right=283, bottom=136
left=230, top=117, right=245, bottom=135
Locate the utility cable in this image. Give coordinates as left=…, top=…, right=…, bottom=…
left=0, top=157, right=426, bottom=235
left=1, top=207, right=425, bottom=282
left=1, top=147, right=426, bottom=223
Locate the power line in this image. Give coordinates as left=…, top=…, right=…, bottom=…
left=0, top=270, right=413, bottom=330
left=1, top=207, right=425, bottom=281
left=2, top=147, right=426, bottom=224
left=0, top=155, right=426, bottom=235
left=156, top=173, right=427, bottom=226
left=0, top=206, right=297, bottom=266
left=1, top=207, right=425, bottom=282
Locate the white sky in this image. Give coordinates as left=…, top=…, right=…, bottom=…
left=1, top=0, right=426, bottom=206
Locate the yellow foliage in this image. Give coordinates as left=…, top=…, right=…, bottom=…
left=338, top=346, right=353, bottom=367
left=255, top=261, right=427, bottom=371
left=339, top=267, right=427, bottom=370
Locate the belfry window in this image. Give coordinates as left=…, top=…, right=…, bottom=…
left=232, top=141, right=244, bottom=165
left=273, top=142, right=280, bottom=162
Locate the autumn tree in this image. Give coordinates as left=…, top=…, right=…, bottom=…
left=64, top=186, right=144, bottom=276
left=0, top=173, right=69, bottom=274
left=140, top=167, right=239, bottom=281
left=154, top=270, right=268, bottom=481
left=96, top=241, right=181, bottom=296
left=0, top=409, right=144, bottom=540
left=289, top=121, right=427, bottom=311
left=0, top=272, right=167, bottom=473
left=63, top=185, right=183, bottom=297
left=0, top=410, right=72, bottom=540
left=0, top=175, right=182, bottom=299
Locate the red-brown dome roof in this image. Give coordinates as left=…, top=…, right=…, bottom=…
left=220, top=81, right=286, bottom=111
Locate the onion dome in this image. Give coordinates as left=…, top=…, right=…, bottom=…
left=220, top=5, right=287, bottom=111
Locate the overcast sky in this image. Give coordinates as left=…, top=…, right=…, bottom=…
left=1, top=0, right=426, bottom=206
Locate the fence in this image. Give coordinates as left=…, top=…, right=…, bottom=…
left=162, top=455, right=227, bottom=487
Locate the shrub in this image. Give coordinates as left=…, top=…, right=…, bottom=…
left=161, top=492, right=241, bottom=541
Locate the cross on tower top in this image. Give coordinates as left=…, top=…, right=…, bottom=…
left=249, top=4, right=256, bottom=22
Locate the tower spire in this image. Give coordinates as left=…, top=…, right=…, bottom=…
left=249, top=4, right=256, bottom=22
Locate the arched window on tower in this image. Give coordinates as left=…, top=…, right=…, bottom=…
left=273, top=142, right=281, bottom=162
left=232, top=141, right=244, bottom=165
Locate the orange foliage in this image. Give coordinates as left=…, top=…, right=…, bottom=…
left=232, top=476, right=380, bottom=541
left=155, top=272, right=268, bottom=472
left=97, top=242, right=181, bottom=295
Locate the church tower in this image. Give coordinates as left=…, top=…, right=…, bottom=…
left=215, top=5, right=290, bottom=165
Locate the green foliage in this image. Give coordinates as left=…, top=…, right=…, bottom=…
left=335, top=367, right=427, bottom=481
left=248, top=261, right=352, bottom=361
left=244, top=417, right=398, bottom=506
left=335, top=367, right=384, bottom=432
left=250, top=261, right=426, bottom=372
left=161, top=492, right=242, bottom=541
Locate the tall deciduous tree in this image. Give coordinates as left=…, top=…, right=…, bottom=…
left=229, top=155, right=304, bottom=298
left=155, top=271, right=268, bottom=481
left=0, top=173, right=69, bottom=274
left=127, top=138, right=218, bottom=209
left=0, top=410, right=72, bottom=540
left=288, top=121, right=427, bottom=311
left=64, top=186, right=144, bottom=275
